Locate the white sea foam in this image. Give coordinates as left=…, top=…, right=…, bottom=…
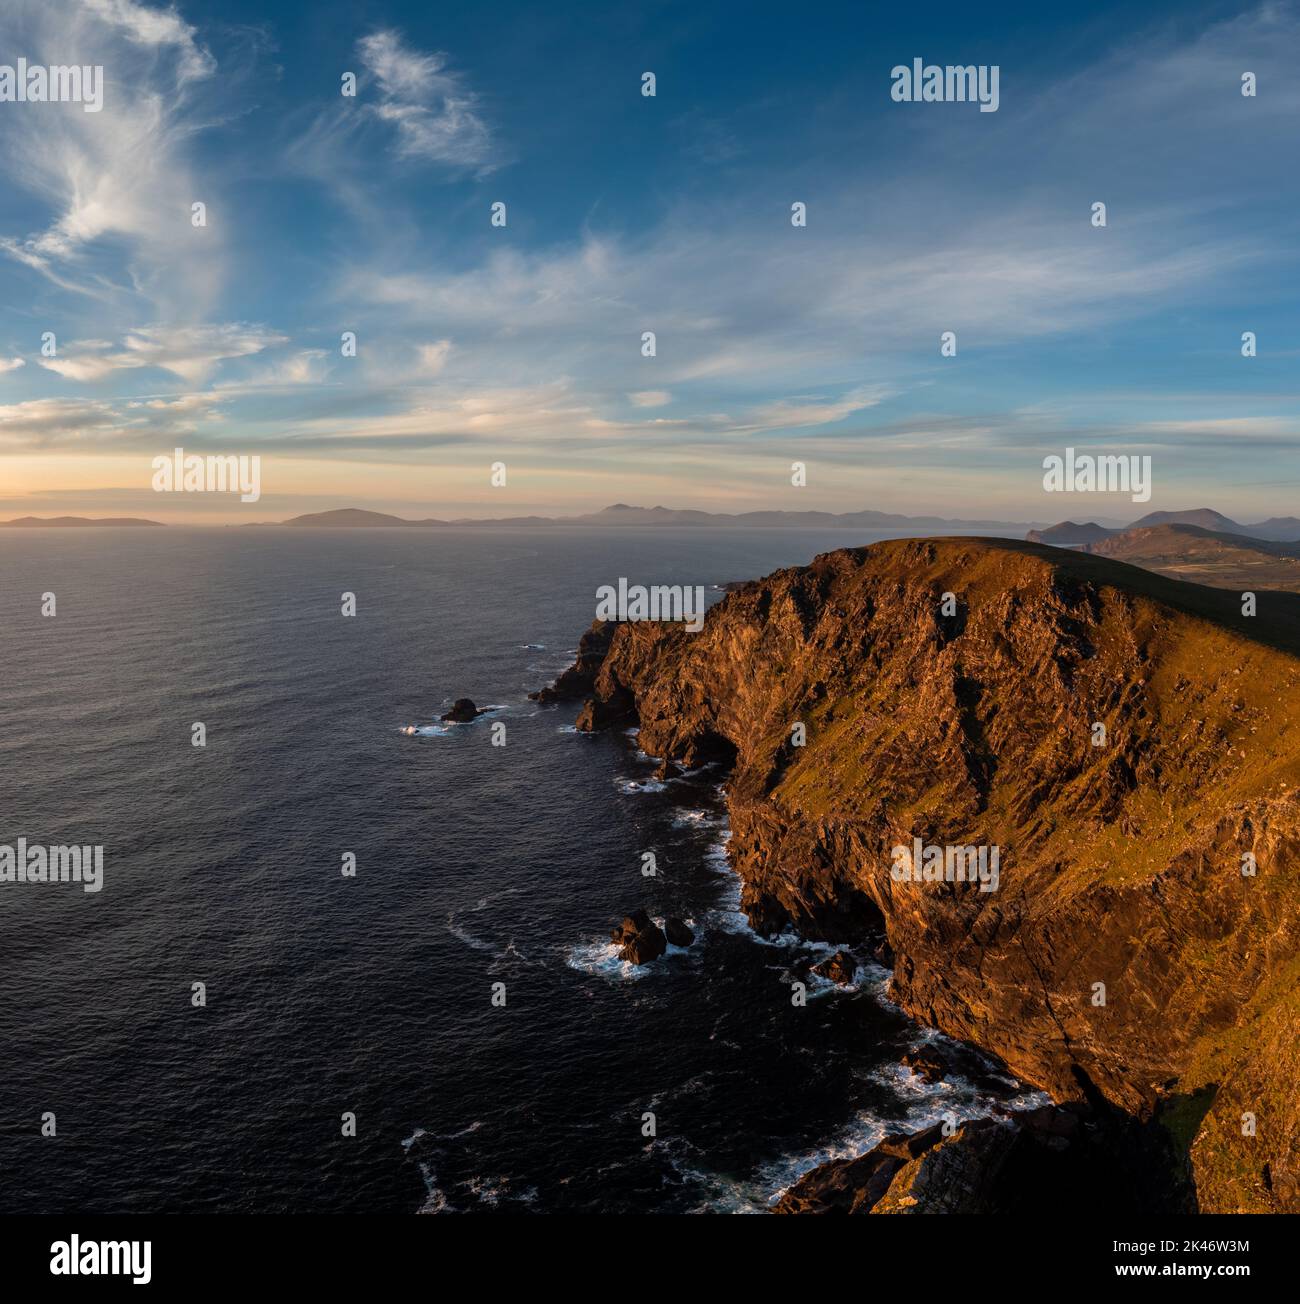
left=671, top=808, right=722, bottom=828
left=680, top=1072, right=1052, bottom=1214
left=565, top=938, right=652, bottom=982
left=614, top=776, right=666, bottom=794
left=445, top=889, right=539, bottom=970
left=399, top=723, right=451, bottom=737
left=446, top=917, right=497, bottom=954
left=565, top=913, right=697, bottom=982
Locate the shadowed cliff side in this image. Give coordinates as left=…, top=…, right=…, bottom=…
left=542, top=537, right=1300, bottom=1213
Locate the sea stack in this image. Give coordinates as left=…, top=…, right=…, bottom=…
left=441, top=698, right=485, bottom=722
left=610, top=910, right=668, bottom=964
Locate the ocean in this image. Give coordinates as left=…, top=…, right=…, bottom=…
left=0, top=526, right=1043, bottom=1214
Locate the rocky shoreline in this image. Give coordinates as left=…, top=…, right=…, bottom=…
left=535, top=538, right=1300, bottom=1213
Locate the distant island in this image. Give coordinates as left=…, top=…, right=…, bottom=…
left=8, top=505, right=1300, bottom=551
left=5, top=505, right=1043, bottom=530
left=274, top=503, right=1042, bottom=530
left=0, top=516, right=164, bottom=528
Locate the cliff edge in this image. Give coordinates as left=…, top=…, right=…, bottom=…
left=546, top=537, right=1300, bottom=1212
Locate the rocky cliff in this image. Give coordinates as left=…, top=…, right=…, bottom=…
left=545, top=537, right=1300, bottom=1213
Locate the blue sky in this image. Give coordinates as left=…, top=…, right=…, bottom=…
left=0, top=0, right=1297, bottom=522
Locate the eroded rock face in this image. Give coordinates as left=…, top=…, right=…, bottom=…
left=543, top=538, right=1300, bottom=1212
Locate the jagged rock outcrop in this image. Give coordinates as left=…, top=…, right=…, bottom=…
left=529, top=621, right=617, bottom=702
left=542, top=537, right=1300, bottom=1212
left=774, top=1121, right=950, bottom=1214
left=610, top=910, right=667, bottom=964
left=775, top=1103, right=1187, bottom=1215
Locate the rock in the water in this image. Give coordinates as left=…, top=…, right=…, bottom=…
left=618, top=922, right=667, bottom=965
left=653, top=759, right=682, bottom=781
left=664, top=916, right=694, bottom=947
left=440, top=698, right=484, bottom=722
left=900, top=1049, right=947, bottom=1083
left=811, top=950, right=856, bottom=985
left=609, top=910, right=652, bottom=945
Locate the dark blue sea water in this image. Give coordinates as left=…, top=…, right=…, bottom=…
left=0, top=526, right=1042, bottom=1214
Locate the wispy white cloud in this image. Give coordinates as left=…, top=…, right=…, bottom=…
left=38, top=324, right=287, bottom=384
left=358, top=30, right=495, bottom=168
left=216, top=348, right=331, bottom=391
left=737, top=385, right=896, bottom=431
left=0, top=392, right=222, bottom=448
left=0, top=0, right=225, bottom=317
left=80, top=0, right=215, bottom=84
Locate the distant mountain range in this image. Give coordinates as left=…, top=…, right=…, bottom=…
left=1073, top=523, right=1300, bottom=591
left=0, top=515, right=164, bottom=528
left=275, top=503, right=1041, bottom=530
left=1027, top=508, right=1300, bottom=546
left=7, top=506, right=1299, bottom=550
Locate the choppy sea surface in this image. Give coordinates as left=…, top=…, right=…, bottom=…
left=0, top=526, right=1043, bottom=1214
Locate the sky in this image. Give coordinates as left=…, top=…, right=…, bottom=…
left=0, top=0, right=1298, bottom=524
